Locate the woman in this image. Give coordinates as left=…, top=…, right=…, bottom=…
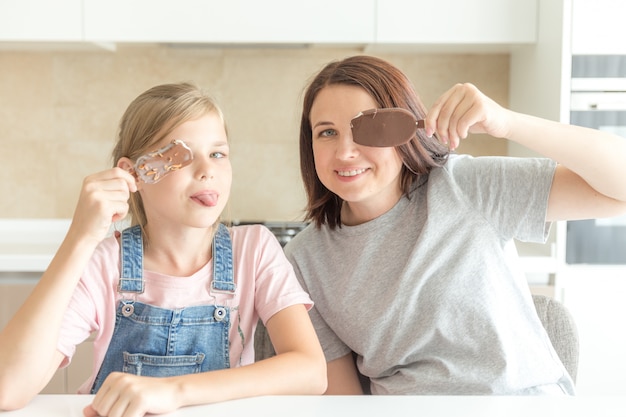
left=284, top=55, right=626, bottom=395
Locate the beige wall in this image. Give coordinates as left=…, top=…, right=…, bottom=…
left=0, top=46, right=509, bottom=221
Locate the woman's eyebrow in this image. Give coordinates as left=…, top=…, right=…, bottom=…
left=312, top=121, right=334, bottom=129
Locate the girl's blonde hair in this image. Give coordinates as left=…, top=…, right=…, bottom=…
left=112, top=82, right=225, bottom=235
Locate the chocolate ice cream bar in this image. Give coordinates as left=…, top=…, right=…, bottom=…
left=134, top=139, right=193, bottom=184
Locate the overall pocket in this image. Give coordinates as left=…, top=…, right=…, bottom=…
left=122, top=352, right=206, bottom=377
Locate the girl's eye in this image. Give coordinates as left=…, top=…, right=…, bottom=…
left=210, top=151, right=227, bottom=159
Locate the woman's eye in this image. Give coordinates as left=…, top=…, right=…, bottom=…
left=316, top=128, right=336, bottom=139
left=210, top=151, right=227, bottom=159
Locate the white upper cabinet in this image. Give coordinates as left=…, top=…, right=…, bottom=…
left=83, top=0, right=376, bottom=44
left=571, top=0, right=626, bottom=55
left=0, top=0, right=82, bottom=41
left=375, top=0, right=537, bottom=46
left=0, top=0, right=540, bottom=49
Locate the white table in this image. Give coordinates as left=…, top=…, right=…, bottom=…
left=3, top=395, right=625, bottom=417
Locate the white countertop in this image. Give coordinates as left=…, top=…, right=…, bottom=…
left=0, top=219, right=70, bottom=272
left=0, top=218, right=559, bottom=277
left=4, top=395, right=625, bottom=417
left=0, top=246, right=59, bottom=272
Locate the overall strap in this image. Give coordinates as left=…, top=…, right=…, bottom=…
left=118, top=223, right=235, bottom=294
left=118, top=225, right=145, bottom=293
left=212, top=223, right=236, bottom=294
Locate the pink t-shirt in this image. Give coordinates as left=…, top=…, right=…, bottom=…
left=56, top=224, right=312, bottom=394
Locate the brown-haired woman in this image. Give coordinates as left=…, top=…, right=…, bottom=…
left=285, top=55, right=626, bottom=395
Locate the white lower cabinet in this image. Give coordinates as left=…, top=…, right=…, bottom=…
left=0, top=281, right=93, bottom=394
left=561, top=266, right=626, bottom=395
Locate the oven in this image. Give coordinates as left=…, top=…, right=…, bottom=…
left=566, top=55, right=626, bottom=264
left=231, top=220, right=308, bottom=248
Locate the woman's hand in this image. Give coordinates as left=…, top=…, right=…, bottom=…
left=69, top=167, right=137, bottom=247
left=84, top=372, right=181, bottom=417
left=427, top=84, right=626, bottom=219
left=425, top=83, right=512, bottom=150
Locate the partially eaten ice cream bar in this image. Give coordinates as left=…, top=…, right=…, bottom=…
left=133, top=139, right=193, bottom=184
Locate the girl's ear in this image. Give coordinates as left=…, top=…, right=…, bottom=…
left=116, top=157, right=134, bottom=171
left=117, top=157, right=142, bottom=190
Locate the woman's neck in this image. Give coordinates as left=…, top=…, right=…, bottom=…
left=341, top=184, right=403, bottom=226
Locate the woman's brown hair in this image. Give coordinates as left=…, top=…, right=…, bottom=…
left=299, top=55, right=449, bottom=229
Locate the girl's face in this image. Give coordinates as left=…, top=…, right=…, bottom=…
left=309, top=84, right=404, bottom=223
left=133, top=112, right=231, bottom=230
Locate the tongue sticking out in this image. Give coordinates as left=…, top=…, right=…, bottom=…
left=192, top=192, right=218, bottom=207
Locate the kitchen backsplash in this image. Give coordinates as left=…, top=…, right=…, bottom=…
left=0, top=46, right=508, bottom=221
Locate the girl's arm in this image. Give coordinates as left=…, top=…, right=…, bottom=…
left=324, top=354, right=365, bottom=395
left=84, top=304, right=327, bottom=417
left=0, top=168, right=136, bottom=410
left=425, top=83, right=626, bottom=222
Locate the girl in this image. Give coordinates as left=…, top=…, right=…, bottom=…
left=284, top=55, right=626, bottom=395
left=0, top=83, right=326, bottom=417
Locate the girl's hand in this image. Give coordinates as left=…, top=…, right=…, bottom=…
left=425, top=83, right=512, bottom=150
left=69, top=167, right=137, bottom=247
left=83, top=372, right=181, bottom=417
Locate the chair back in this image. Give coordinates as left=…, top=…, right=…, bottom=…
left=532, top=294, right=579, bottom=383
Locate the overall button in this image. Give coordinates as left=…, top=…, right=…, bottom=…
left=122, top=303, right=134, bottom=317
left=214, top=307, right=227, bottom=322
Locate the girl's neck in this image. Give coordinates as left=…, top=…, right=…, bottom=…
left=142, top=224, right=216, bottom=277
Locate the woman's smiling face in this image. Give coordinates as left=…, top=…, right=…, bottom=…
left=309, top=84, right=404, bottom=223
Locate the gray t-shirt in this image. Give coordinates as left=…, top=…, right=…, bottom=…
left=284, top=154, right=575, bottom=395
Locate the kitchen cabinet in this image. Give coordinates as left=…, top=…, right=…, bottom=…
left=375, top=0, right=537, bottom=49
left=571, top=0, right=626, bottom=55
left=0, top=0, right=82, bottom=42
left=509, top=0, right=626, bottom=395
left=0, top=280, right=93, bottom=394
left=560, top=267, right=626, bottom=395
left=1, top=0, right=539, bottom=50
left=0, top=281, right=65, bottom=393
left=83, top=0, right=376, bottom=44
left=509, top=0, right=570, bottom=275
left=0, top=219, right=91, bottom=394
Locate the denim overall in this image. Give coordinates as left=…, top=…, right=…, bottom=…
left=90, top=223, right=236, bottom=393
